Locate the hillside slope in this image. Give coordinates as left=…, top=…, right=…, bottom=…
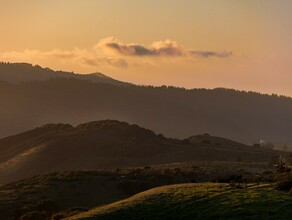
left=0, top=76, right=291, bottom=144
left=0, top=120, right=282, bottom=184
left=69, top=183, right=292, bottom=220
left=0, top=120, right=181, bottom=183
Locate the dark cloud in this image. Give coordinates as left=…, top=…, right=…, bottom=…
left=99, top=38, right=184, bottom=57
left=190, top=50, right=233, bottom=58
left=99, top=37, right=232, bottom=59
left=105, top=42, right=155, bottom=56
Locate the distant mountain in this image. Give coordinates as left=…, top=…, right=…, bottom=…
left=187, top=134, right=252, bottom=150
left=0, top=76, right=291, bottom=145
left=0, top=120, right=282, bottom=184
left=0, top=62, right=131, bottom=86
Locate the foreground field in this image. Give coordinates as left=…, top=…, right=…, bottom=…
left=70, top=183, right=292, bottom=220
left=0, top=160, right=277, bottom=219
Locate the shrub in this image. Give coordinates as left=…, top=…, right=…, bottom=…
left=37, top=199, right=57, bottom=210
left=252, top=143, right=261, bottom=148
left=217, top=173, right=239, bottom=183
left=229, top=181, right=236, bottom=188
left=20, top=211, right=47, bottom=220
left=235, top=157, right=242, bottom=162
left=51, top=213, right=65, bottom=220
left=286, top=153, right=292, bottom=166
left=66, top=206, right=89, bottom=213
left=274, top=174, right=292, bottom=191
left=118, top=180, right=150, bottom=195
left=52, top=207, right=89, bottom=219
left=274, top=161, right=292, bottom=191
left=274, top=161, right=291, bottom=173
left=182, top=139, right=190, bottom=144
left=201, top=140, right=211, bottom=144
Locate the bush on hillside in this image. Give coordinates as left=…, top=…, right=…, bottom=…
left=286, top=153, right=292, bottom=166
left=118, top=180, right=150, bottom=195
left=20, top=211, right=47, bottom=220
left=274, top=161, right=292, bottom=191
left=52, top=206, right=89, bottom=220
left=274, top=173, right=292, bottom=191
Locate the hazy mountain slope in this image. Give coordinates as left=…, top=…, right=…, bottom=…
left=0, top=120, right=282, bottom=184
left=0, top=120, right=184, bottom=183
left=0, top=77, right=291, bottom=144
left=187, top=134, right=253, bottom=150
left=0, top=62, right=131, bottom=86
left=69, top=183, right=292, bottom=220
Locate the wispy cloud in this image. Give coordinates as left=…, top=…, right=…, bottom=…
left=98, top=37, right=233, bottom=58
left=0, top=47, right=128, bottom=69
left=0, top=37, right=233, bottom=71
left=189, top=50, right=233, bottom=58
left=82, top=57, right=128, bottom=68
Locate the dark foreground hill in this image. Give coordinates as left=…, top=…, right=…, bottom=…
left=0, top=164, right=286, bottom=220
left=0, top=71, right=291, bottom=145
left=69, top=183, right=292, bottom=220
left=0, top=120, right=282, bottom=184
left=0, top=171, right=129, bottom=220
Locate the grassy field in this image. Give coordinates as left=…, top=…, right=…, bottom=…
left=69, top=183, right=292, bottom=220
left=0, top=161, right=286, bottom=219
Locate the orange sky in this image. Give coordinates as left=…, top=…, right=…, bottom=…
left=0, top=0, right=291, bottom=96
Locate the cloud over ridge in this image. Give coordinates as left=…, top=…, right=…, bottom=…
left=0, top=37, right=233, bottom=71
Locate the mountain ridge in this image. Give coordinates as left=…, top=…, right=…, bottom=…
left=0, top=62, right=292, bottom=145
left=0, top=62, right=131, bottom=86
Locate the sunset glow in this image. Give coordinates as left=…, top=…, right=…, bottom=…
left=0, top=0, right=291, bottom=96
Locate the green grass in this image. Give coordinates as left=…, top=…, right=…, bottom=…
left=69, top=183, right=292, bottom=220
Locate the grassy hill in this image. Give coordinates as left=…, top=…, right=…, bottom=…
left=0, top=120, right=282, bottom=184
left=0, top=163, right=285, bottom=220
left=69, top=183, right=292, bottom=220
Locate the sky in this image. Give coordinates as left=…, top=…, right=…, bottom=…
left=0, top=0, right=291, bottom=96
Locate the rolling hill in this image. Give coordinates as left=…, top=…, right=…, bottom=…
left=0, top=120, right=283, bottom=184
left=0, top=166, right=286, bottom=219
left=0, top=65, right=291, bottom=145
left=0, top=120, right=181, bottom=183
left=69, top=183, right=292, bottom=220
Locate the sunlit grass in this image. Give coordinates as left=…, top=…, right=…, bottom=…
left=69, top=183, right=292, bottom=220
